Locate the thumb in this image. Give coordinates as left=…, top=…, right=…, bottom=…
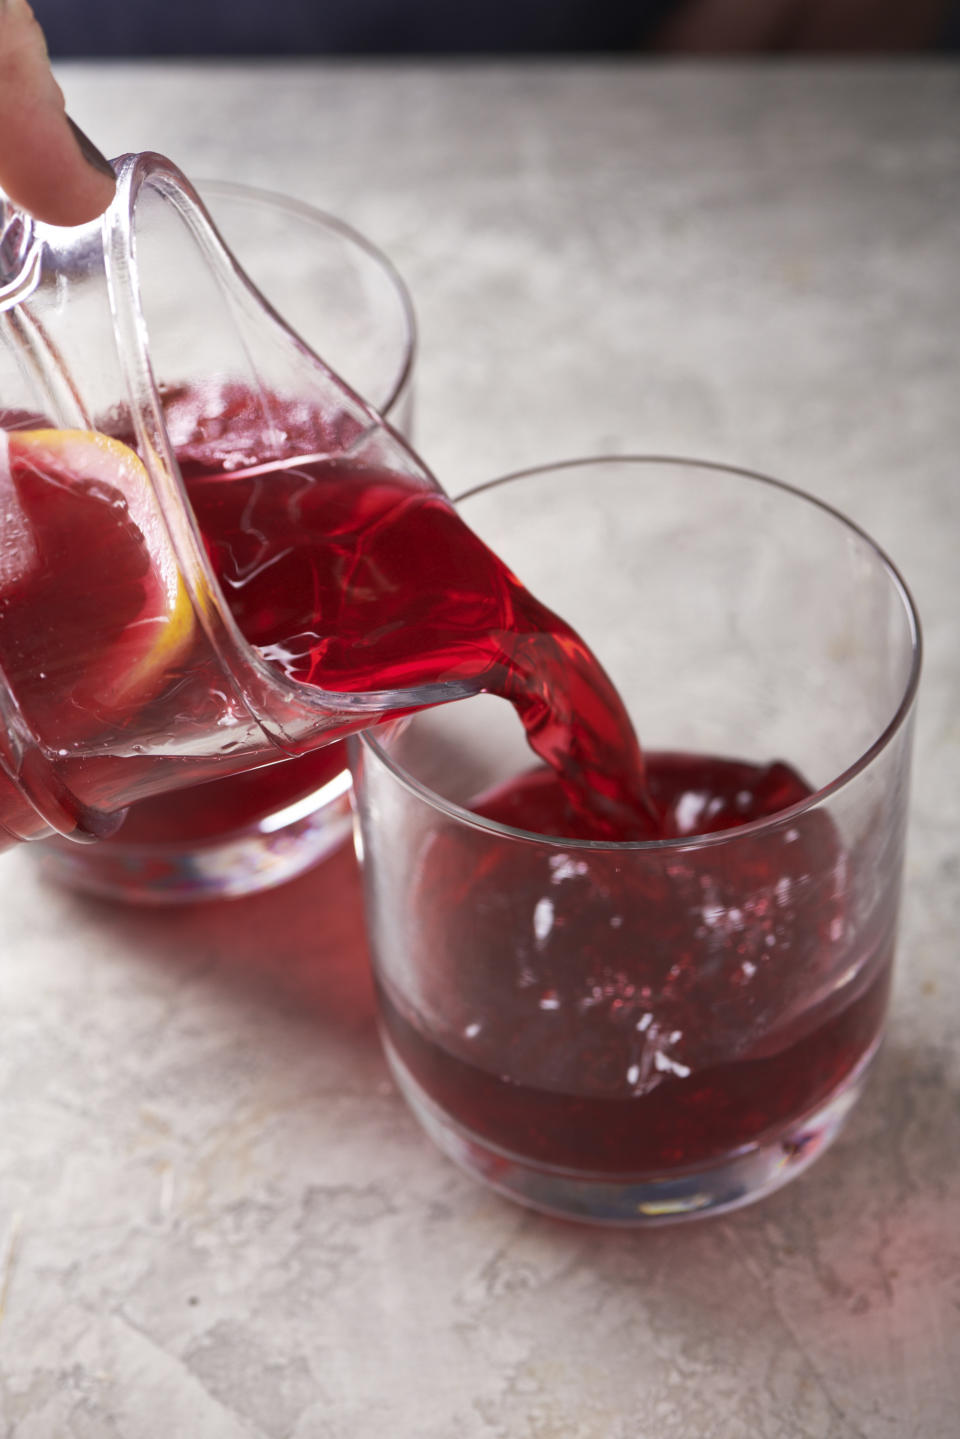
left=0, top=0, right=115, bottom=225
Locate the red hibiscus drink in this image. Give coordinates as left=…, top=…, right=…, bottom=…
left=351, top=458, right=920, bottom=1223
left=29, top=181, right=417, bottom=901
left=0, top=157, right=920, bottom=1221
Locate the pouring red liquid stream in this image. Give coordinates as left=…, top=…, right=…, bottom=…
left=0, top=418, right=888, bottom=1171
left=0, top=420, right=653, bottom=842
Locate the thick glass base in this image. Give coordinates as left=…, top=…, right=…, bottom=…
left=382, top=1033, right=878, bottom=1226
left=35, top=781, right=352, bottom=904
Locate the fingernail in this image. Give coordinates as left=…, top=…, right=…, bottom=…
left=67, top=116, right=115, bottom=181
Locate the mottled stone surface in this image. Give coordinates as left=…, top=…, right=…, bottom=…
left=1, top=62, right=958, bottom=1436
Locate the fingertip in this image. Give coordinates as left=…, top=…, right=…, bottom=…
left=66, top=117, right=116, bottom=185
left=0, top=1, right=117, bottom=225
left=1, top=108, right=116, bottom=226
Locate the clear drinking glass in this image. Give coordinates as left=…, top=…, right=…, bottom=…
left=0, top=155, right=472, bottom=871
left=351, top=458, right=921, bottom=1224
left=17, top=178, right=418, bottom=902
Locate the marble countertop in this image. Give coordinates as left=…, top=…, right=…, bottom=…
left=1, top=61, right=958, bottom=1436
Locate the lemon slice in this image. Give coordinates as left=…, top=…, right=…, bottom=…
left=6, top=428, right=196, bottom=720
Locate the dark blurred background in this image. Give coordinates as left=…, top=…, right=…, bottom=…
left=32, top=0, right=960, bottom=57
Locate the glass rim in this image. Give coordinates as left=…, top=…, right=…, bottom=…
left=194, top=177, right=418, bottom=423
left=77, top=765, right=354, bottom=858
left=361, top=454, right=923, bottom=855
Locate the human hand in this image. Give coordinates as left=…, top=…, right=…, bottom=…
left=0, top=0, right=115, bottom=225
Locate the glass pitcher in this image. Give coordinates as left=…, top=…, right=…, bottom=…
left=0, top=152, right=472, bottom=852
